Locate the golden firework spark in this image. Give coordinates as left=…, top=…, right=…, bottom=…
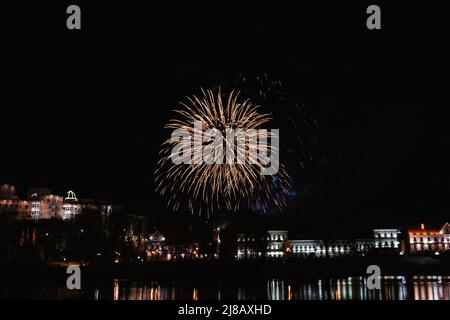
left=155, top=88, right=291, bottom=216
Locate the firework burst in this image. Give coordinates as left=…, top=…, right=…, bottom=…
left=155, top=88, right=291, bottom=217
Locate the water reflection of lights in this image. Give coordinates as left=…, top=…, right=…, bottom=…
left=150, top=287, right=159, bottom=300
left=192, top=288, right=198, bottom=301
left=113, top=279, right=119, bottom=301
left=103, top=276, right=450, bottom=301
left=263, top=276, right=449, bottom=301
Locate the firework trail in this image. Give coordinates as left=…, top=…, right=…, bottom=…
left=155, top=88, right=291, bottom=217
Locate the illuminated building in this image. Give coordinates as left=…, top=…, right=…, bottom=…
left=238, top=231, right=359, bottom=259
left=290, top=240, right=356, bottom=257
left=237, top=223, right=450, bottom=259
left=38, top=194, right=65, bottom=219
left=236, top=228, right=410, bottom=259
left=145, top=230, right=205, bottom=260
left=1, top=184, right=110, bottom=221
left=28, top=189, right=60, bottom=220
left=266, top=230, right=288, bottom=258
left=408, top=223, right=450, bottom=253
left=0, top=184, right=17, bottom=198
left=0, top=183, right=31, bottom=219
left=355, top=239, right=375, bottom=253
left=290, top=239, right=325, bottom=257
left=237, top=230, right=288, bottom=259
left=31, top=195, right=40, bottom=219
left=27, top=188, right=52, bottom=199
left=236, top=232, right=268, bottom=260
left=0, top=198, right=31, bottom=218
left=146, top=230, right=167, bottom=259
left=237, top=233, right=261, bottom=259
left=237, top=230, right=376, bottom=259
left=373, top=229, right=400, bottom=249
left=28, top=190, right=70, bottom=220
left=78, top=198, right=112, bottom=217
left=62, top=190, right=80, bottom=220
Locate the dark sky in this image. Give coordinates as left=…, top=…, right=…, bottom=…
left=1, top=2, right=449, bottom=225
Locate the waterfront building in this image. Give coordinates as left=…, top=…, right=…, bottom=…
left=236, top=230, right=288, bottom=259
left=38, top=194, right=65, bottom=219
left=408, top=223, right=450, bottom=253
left=147, top=230, right=167, bottom=259
left=27, top=190, right=74, bottom=220
left=236, top=232, right=261, bottom=259
left=62, top=190, right=81, bottom=220
left=0, top=183, right=31, bottom=219
left=266, top=230, right=288, bottom=258
left=145, top=230, right=207, bottom=260
left=290, top=239, right=325, bottom=257
left=290, top=239, right=360, bottom=257
left=355, top=239, right=375, bottom=254
left=373, top=228, right=401, bottom=249
left=27, top=188, right=52, bottom=199
left=234, top=224, right=450, bottom=260
left=1, top=183, right=110, bottom=221
left=238, top=230, right=362, bottom=259
left=0, top=184, right=17, bottom=199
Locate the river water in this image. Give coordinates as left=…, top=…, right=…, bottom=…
left=2, top=275, right=449, bottom=300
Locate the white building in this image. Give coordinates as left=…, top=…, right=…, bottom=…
left=373, top=228, right=400, bottom=249
left=236, top=230, right=288, bottom=259
left=62, top=191, right=81, bottom=220
left=237, top=233, right=257, bottom=259
left=355, top=239, right=375, bottom=253
left=28, top=192, right=65, bottom=220
left=266, top=230, right=288, bottom=258
left=236, top=224, right=450, bottom=260
left=290, top=240, right=325, bottom=257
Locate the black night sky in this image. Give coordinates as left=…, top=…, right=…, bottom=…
left=1, top=2, right=449, bottom=226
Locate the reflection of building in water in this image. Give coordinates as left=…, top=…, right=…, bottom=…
left=267, top=276, right=450, bottom=300
left=412, top=276, right=450, bottom=300
left=408, top=223, right=450, bottom=253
